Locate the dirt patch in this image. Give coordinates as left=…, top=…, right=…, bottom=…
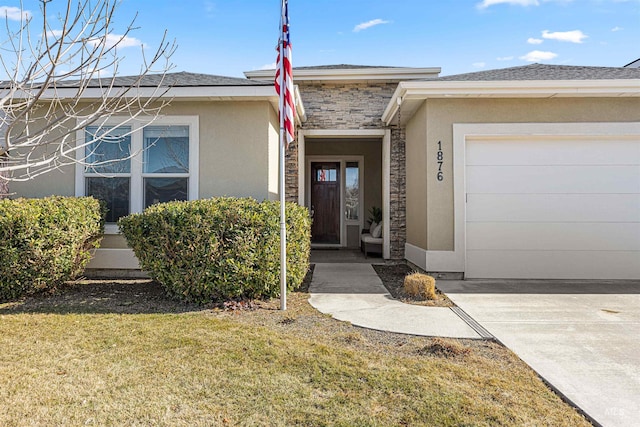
left=418, top=337, right=473, bottom=358
left=0, top=279, right=207, bottom=314
left=373, top=263, right=454, bottom=307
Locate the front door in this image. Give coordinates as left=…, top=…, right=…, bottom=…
left=311, top=162, right=340, bottom=244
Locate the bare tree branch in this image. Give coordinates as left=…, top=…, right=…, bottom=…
left=0, top=0, right=176, bottom=196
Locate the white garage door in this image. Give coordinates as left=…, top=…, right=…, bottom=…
left=465, top=136, right=640, bottom=279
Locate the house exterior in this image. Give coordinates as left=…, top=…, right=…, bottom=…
left=10, top=64, right=640, bottom=279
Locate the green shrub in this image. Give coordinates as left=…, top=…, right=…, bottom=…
left=0, top=196, right=104, bottom=301
left=118, top=197, right=311, bottom=303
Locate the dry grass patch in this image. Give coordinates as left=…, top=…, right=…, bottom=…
left=374, top=264, right=453, bottom=307
left=0, top=276, right=592, bottom=426
left=404, top=272, right=437, bottom=300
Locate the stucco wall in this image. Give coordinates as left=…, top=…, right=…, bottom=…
left=10, top=101, right=277, bottom=202
left=8, top=106, right=76, bottom=197
left=405, top=102, right=428, bottom=248
left=268, top=106, right=280, bottom=201
left=171, top=101, right=275, bottom=201
left=406, top=97, right=640, bottom=251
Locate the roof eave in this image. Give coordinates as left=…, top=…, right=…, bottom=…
left=14, top=82, right=308, bottom=124
left=383, top=79, right=640, bottom=125
left=245, top=67, right=442, bottom=82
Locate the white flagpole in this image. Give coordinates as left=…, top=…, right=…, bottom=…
left=278, top=0, right=287, bottom=311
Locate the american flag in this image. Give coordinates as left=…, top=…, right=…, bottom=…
left=275, top=0, right=295, bottom=148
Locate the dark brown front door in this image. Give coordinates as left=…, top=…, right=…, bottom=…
left=311, top=162, right=340, bottom=244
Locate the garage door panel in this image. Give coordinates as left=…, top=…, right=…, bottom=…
left=466, top=138, right=640, bottom=166
left=467, top=222, right=640, bottom=251
left=467, top=165, right=640, bottom=194
left=467, top=194, right=640, bottom=223
left=465, top=133, right=640, bottom=279
left=466, top=250, right=640, bottom=280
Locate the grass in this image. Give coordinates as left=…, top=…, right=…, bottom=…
left=0, top=277, right=591, bottom=426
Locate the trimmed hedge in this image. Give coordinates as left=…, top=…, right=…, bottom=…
left=118, top=197, right=311, bottom=303
left=0, top=196, right=104, bottom=301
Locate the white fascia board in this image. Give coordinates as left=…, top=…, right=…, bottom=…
left=16, top=85, right=279, bottom=101
left=16, top=84, right=308, bottom=123
left=382, top=82, right=409, bottom=125
left=383, top=79, right=640, bottom=125
left=302, top=129, right=387, bottom=139
left=294, top=85, right=307, bottom=123
left=245, top=67, right=442, bottom=82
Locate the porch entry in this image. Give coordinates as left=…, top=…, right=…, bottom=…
left=310, top=162, right=341, bottom=243
left=299, top=129, right=391, bottom=258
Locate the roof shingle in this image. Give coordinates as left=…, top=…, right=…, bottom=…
left=435, top=63, right=640, bottom=81
left=58, top=71, right=272, bottom=88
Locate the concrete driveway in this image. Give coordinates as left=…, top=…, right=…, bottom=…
left=438, top=280, right=640, bottom=427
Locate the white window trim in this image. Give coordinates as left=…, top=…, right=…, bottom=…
left=75, top=115, right=199, bottom=234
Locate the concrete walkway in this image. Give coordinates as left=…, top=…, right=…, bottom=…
left=308, top=263, right=482, bottom=339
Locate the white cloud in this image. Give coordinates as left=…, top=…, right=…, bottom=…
left=203, top=1, right=216, bottom=18
left=353, top=19, right=390, bottom=32
left=0, top=6, right=31, bottom=21
left=260, top=62, right=276, bottom=70
left=527, top=37, right=543, bottom=44
left=472, top=62, right=486, bottom=68
left=611, top=26, right=623, bottom=32
left=44, top=31, right=143, bottom=49
left=497, top=56, right=514, bottom=61
left=478, top=0, right=583, bottom=8
left=541, top=29, right=588, bottom=43
left=520, top=50, right=558, bottom=61
left=86, top=34, right=145, bottom=49
left=46, top=30, right=64, bottom=38
left=477, top=0, right=539, bottom=9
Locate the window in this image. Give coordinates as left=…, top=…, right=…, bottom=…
left=345, top=161, right=359, bottom=220
left=142, top=125, right=190, bottom=208
left=84, top=126, right=132, bottom=223
left=76, top=117, right=199, bottom=230
left=315, top=167, right=337, bottom=182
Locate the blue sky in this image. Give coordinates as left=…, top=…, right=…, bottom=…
left=3, top=0, right=639, bottom=78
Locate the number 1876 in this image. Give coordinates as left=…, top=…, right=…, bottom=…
left=437, top=141, right=444, bottom=182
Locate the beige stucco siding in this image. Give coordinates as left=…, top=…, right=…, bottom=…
left=9, top=167, right=75, bottom=197
left=268, top=106, right=280, bottom=201
left=10, top=100, right=277, bottom=202
left=405, top=101, right=428, bottom=248
left=8, top=106, right=76, bottom=197
left=160, top=101, right=275, bottom=201
left=406, top=97, right=640, bottom=251
left=305, top=139, right=382, bottom=222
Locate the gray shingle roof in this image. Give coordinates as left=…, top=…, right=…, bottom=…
left=435, top=63, right=640, bottom=81
left=57, top=71, right=272, bottom=88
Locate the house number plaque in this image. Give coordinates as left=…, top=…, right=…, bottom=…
left=436, top=141, right=444, bottom=182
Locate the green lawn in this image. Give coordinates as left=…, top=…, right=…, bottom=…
left=0, top=280, right=591, bottom=426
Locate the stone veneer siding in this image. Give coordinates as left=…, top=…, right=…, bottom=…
left=288, top=82, right=406, bottom=259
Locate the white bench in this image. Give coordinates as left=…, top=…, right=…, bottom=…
left=361, top=221, right=383, bottom=257
left=360, top=233, right=383, bottom=258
